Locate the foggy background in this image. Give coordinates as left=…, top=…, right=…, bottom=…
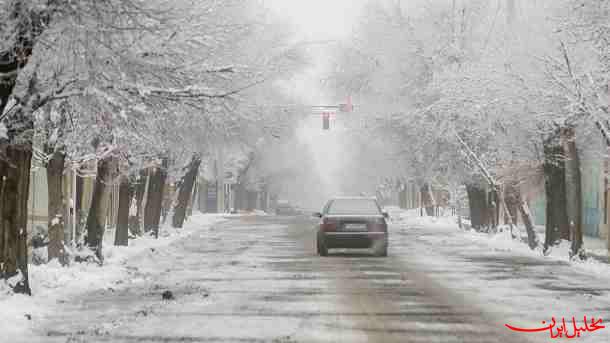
left=261, top=0, right=379, bottom=210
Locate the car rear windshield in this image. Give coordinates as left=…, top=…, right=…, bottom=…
left=327, top=199, right=380, bottom=215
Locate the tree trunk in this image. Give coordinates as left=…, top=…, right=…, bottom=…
left=466, top=184, right=489, bottom=230
left=114, top=175, right=133, bottom=246
left=74, top=168, right=84, bottom=243
left=47, top=151, right=66, bottom=264
left=133, top=169, right=147, bottom=236
left=234, top=182, right=242, bottom=211
left=188, top=181, right=198, bottom=218
left=498, top=189, right=515, bottom=237
left=198, top=181, right=206, bottom=212
left=503, top=181, right=518, bottom=237
left=399, top=184, right=407, bottom=209
left=85, top=157, right=113, bottom=262
left=144, top=157, right=168, bottom=237
left=237, top=182, right=247, bottom=212
left=172, top=155, right=201, bottom=228
left=563, top=128, right=584, bottom=258
left=247, top=191, right=257, bottom=211
left=0, top=144, right=33, bottom=295
left=0, top=83, right=36, bottom=295
left=260, top=187, right=268, bottom=212
left=488, top=187, right=500, bottom=230
left=543, top=136, right=570, bottom=251
left=504, top=181, right=520, bottom=227
left=519, top=198, right=539, bottom=250
left=143, top=169, right=161, bottom=234
left=420, top=183, right=435, bottom=216
left=161, top=184, right=172, bottom=225
left=505, top=180, right=538, bottom=249
left=0, top=1, right=55, bottom=294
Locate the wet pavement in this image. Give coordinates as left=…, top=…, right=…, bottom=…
left=23, top=215, right=610, bottom=342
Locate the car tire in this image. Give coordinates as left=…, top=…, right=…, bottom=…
left=317, top=232, right=328, bottom=257
left=375, top=240, right=388, bottom=257
left=377, top=246, right=388, bottom=257
left=319, top=242, right=328, bottom=256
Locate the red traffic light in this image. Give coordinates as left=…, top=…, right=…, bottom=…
left=339, top=96, right=353, bottom=112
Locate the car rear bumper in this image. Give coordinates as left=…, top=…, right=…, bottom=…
left=322, top=232, right=387, bottom=249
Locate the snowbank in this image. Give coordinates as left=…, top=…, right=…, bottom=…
left=0, top=213, right=227, bottom=339
left=390, top=208, right=610, bottom=277
left=462, top=227, right=610, bottom=277
left=389, top=211, right=610, bottom=343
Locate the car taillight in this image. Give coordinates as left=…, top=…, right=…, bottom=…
left=321, top=218, right=338, bottom=231
left=369, top=218, right=387, bottom=232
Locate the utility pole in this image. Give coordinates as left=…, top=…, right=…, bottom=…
left=216, top=144, right=225, bottom=213
left=322, top=112, right=330, bottom=130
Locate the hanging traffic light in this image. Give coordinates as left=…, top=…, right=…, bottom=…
left=339, top=95, right=353, bottom=112
left=322, top=112, right=330, bottom=130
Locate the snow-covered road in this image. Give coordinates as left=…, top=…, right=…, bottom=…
left=7, top=213, right=610, bottom=342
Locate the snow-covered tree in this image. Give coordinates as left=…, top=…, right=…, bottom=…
left=324, top=0, right=608, bottom=254
left=0, top=0, right=306, bottom=293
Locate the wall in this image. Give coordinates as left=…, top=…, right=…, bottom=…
left=579, top=126, right=606, bottom=239
left=581, top=155, right=601, bottom=237
left=27, top=165, right=49, bottom=234
left=527, top=128, right=609, bottom=252
left=27, top=163, right=112, bottom=241
left=529, top=194, right=546, bottom=227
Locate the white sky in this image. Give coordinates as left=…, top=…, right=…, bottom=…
left=265, top=0, right=369, bottom=105
left=263, top=0, right=372, bottom=204
left=264, top=0, right=365, bottom=40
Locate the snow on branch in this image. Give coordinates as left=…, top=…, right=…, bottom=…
left=453, top=130, right=497, bottom=187
left=47, top=78, right=266, bottom=104
left=201, top=66, right=235, bottom=73
left=126, top=79, right=266, bottom=99
left=596, top=120, right=610, bottom=147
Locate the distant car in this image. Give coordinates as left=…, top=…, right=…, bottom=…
left=275, top=201, right=299, bottom=215
left=314, top=197, right=389, bottom=257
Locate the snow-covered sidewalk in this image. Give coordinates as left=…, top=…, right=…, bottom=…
left=388, top=208, right=610, bottom=342
left=0, top=213, right=228, bottom=340
left=387, top=206, right=610, bottom=273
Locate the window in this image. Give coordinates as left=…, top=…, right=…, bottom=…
left=327, top=199, right=381, bottom=215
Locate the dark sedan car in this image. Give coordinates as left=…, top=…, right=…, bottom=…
left=314, top=197, right=388, bottom=257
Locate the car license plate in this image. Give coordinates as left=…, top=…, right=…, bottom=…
left=344, top=223, right=366, bottom=231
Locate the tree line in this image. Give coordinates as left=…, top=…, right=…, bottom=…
left=326, top=0, right=609, bottom=256
left=0, top=0, right=304, bottom=295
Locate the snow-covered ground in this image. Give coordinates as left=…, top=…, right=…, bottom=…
left=0, top=213, right=228, bottom=340
left=386, top=205, right=610, bottom=274
left=3, top=209, right=609, bottom=342
left=387, top=207, right=610, bottom=342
